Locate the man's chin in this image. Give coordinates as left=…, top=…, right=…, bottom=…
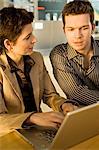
left=72, top=45, right=85, bottom=52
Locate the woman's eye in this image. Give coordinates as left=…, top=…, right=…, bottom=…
left=26, top=36, right=30, bottom=40
left=25, top=34, right=32, bottom=40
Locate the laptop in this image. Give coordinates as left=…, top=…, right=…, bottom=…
left=16, top=103, right=99, bottom=150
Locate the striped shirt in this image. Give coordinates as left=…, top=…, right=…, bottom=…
left=50, top=38, right=99, bottom=106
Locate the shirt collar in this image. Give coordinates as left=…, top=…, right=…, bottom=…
left=23, top=55, right=34, bottom=66
left=92, top=37, right=99, bottom=56
left=67, top=44, right=78, bottom=60
left=24, top=55, right=35, bottom=73
left=6, top=55, right=34, bottom=73
left=6, top=55, right=18, bottom=72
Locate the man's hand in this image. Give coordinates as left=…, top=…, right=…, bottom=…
left=28, top=111, right=64, bottom=129
left=61, top=103, right=78, bottom=115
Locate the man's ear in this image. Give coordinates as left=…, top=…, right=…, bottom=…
left=4, top=39, right=13, bottom=51
left=92, top=23, right=96, bottom=33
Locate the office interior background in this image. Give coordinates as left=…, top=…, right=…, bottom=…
left=0, top=2, right=99, bottom=149
left=0, top=0, right=99, bottom=111
left=1, top=0, right=99, bottom=105
left=0, top=0, right=99, bottom=50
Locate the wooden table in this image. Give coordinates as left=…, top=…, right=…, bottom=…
left=0, top=131, right=99, bottom=150
left=69, top=134, right=99, bottom=150
left=0, top=131, right=35, bottom=150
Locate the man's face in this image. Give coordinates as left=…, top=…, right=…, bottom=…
left=63, top=14, right=95, bottom=54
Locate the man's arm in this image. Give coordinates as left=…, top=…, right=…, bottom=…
left=37, top=52, right=79, bottom=113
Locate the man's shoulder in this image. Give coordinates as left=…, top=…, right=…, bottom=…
left=95, top=39, right=99, bottom=46
left=50, top=43, right=68, bottom=58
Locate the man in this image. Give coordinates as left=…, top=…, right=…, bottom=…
left=50, top=1, right=99, bottom=108
left=0, top=7, right=73, bottom=136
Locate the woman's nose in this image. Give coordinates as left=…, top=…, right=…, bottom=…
left=32, top=35, right=37, bottom=43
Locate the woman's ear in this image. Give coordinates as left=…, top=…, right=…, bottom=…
left=4, top=39, right=13, bottom=51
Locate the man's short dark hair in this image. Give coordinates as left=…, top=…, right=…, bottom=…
left=62, top=0, right=94, bottom=26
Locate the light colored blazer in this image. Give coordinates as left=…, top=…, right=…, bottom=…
left=0, top=51, right=65, bottom=136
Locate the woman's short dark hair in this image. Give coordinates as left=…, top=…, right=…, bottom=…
left=0, top=7, right=34, bottom=54
left=62, top=0, right=94, bottom=26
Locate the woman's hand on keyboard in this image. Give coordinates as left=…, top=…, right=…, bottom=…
left=29, top=111, right=64, bottom=129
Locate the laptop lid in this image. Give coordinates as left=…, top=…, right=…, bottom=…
left=17, top=103, right=99, bottom=150
left=50, top=103, right=99, bottom=150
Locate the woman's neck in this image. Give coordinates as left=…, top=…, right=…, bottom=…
left=6, top=52, right=23, bottom=65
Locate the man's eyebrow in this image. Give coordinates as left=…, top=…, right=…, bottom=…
left=79, top=25, right=90, bottom=29
left=65, top=25, right=90, bottom=29
left=81, top=25, right=89, bottom=27
left=65, top=26, right=74, bottom=28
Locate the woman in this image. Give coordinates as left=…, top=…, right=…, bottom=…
left=0, top=7, right=71, bottom=136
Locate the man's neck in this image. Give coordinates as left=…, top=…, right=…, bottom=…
left=77, top=38, right=92, bottom=56
left=83, top=48, right=94, bottom=70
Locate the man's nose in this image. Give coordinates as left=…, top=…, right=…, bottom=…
left=75, top=29, right=82, bottom=38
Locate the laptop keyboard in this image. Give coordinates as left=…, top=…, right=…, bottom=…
left=17, top=126, right=57, bottom=150
left=38, top=129, right=57, bottom=143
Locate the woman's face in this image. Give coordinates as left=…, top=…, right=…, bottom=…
left=9, top=23, right=36, bottom=56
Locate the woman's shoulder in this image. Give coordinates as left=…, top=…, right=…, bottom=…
left=30, top=51, right=44, bottom=66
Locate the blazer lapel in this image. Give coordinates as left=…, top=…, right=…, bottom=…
left=4, top=68, right=23, bottom=103
left=30, top=63, right=40, bottom=111
left=0, top=53, right=24, bottom=110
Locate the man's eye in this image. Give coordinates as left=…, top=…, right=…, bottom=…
left=68, top=28, right=74, bottom=31
left=82, top=27, right=89, bottom=30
